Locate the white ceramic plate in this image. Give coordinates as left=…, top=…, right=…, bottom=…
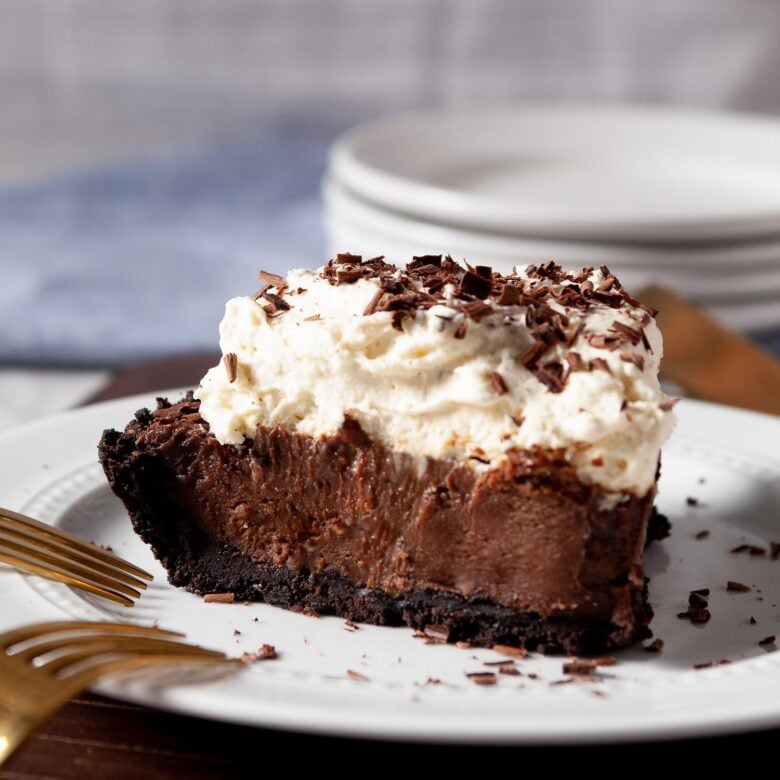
left=1, top=392, right=780, bottom=744
left=330, top=105, right=780, bottom=243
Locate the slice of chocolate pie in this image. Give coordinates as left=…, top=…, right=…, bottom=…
left=99, top=256, right=675, bottom=654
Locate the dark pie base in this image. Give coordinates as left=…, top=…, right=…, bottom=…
left=159, top=526, right=659, bottom=655
left=99, top=396, right=668, bottom=655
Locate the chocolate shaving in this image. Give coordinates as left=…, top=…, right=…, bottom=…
left=465, top=672, right=498, bottom=685
left=257, top=270, right=286, bottom=288
left=693, top=662, right=713, bottom=670
left=497, top=283, right=521, bottom=306
left=749, top=546, right=767, bottom=556
left=759, top=635, right=776, bottom=646
left=727, top=581, right=752, bottom=592
left=567, top=351, right=586, bottom=372
left=499, top=666, right=521, bottom=676
left=363, top=288, right=385, bottom=316
left=620, top=353, right=646, bottom=371
left=262, top=291, right=290, bottom=312
left=533, top=360, right=566, bottom=393
left=336, top=267, right=362, bottom=284
left=453, top=321, right=468, bottom=339
left=492, top=644, right=527, bottom=658
left=517, top=341, right=548, bottom=368
left=457, top=270, right=492, bottom=299
left=645, top=638, right=664, bottom=653
left=487, top=371, right=508, bottom=395
left=303, top=314, right=321, bottom=321
left=563, top=660, right=599, bottom=675
left=223, top=353, right=238, bottom=383
left=609, top=321, right=643, bottom=345
left=408, top=254, right=442, bottom=270
left=589, top=357, right=611, bottom=373
left=695, top=530, right=710, bottom=540
left=586, top=333, right=620, bottom=350
left=346, top=669, right=369, bottom=682
left=204, top=592, right=235, bottom=604
left=336, top=253, right=362, bottom=264
left=461, top=300, right=495, bottom=322
left=391, top=310, right=407, bottom=332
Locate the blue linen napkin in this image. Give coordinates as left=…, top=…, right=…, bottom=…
left=0, top=128, right=336, bottom=366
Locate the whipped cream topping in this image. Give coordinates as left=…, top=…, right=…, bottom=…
left=195, top=258, right=675, bottom=496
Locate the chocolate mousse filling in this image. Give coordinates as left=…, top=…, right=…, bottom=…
left=99, top=396, right=666, bottom=654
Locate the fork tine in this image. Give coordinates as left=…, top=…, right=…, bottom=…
left=14, top=633, right=216, bottom=663
left=0, top=547, right=142, bottom=606
left=0, top=507, right=152, bottom=580
left=59, top=652, right=241, bottom=697
left=0, top=549, right=137, bottom=606
left=38, top=638, right=225, bottom=674
left=0, top=520, right=151, bottom=587
left=0, top=534, right=148, bottom=596
left=0, top=621, right=182, bottom=651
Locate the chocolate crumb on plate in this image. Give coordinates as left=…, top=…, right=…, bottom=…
left=563, top=660, right=600, bottom=675
left=693, top=662, right=713, bottom=670
left=492, top=644, right=528, bottom=658
left=750, top=616, right=757, bottom=625
left=677, top=608, right=711, bottom=624
left=645, top=638, right=665, bottom=653
left=727, top=581, right=752, bottom=593
left=690, top=588, right=710, bottom=597
left=499, top=666, right=521, bottom=676
left=346, top=669, right=369, bottom=682
left=749, top=546, right=767, bottom=556
left=483, top=659, right=516, bottom=667
left=731, top=544, right=750, bottom=554
left=770, top=542, right=780, bottom=560
left=344, top=620, right=359, bottom=632
left=466, top=672, right=498, bottom=686
left=688, top=592, right=709, bottom=609
left=203, top=592, right=235, bottom=604
left=686, top=497, right=700, bottom=507
left=240, top=644, right=277, bottom=663
left=695, top=530, right=710, bottom=540
left=758, top=635, right=776, bottom=646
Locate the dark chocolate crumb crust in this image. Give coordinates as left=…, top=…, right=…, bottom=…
left=99, top=396, right=667, bottom=655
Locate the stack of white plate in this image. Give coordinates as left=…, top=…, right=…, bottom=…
left=324, top=105, right=780, bottom=332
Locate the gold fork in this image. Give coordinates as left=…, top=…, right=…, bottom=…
left=0, top=507, right=152, bottom=606
left=0, top=620, right=240, bottom=765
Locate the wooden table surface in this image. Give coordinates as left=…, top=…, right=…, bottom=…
left=3, top=354, right=779, bottom=778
